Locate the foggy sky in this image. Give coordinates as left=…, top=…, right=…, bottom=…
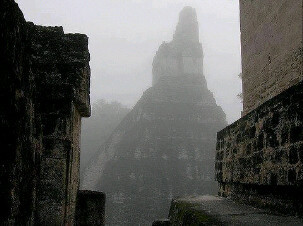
left=17, top=0, right=242, bottom=123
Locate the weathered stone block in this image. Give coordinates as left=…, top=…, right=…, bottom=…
left=76, top=190, right=106, bottom=226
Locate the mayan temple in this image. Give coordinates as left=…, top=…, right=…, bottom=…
left=82, top=7, right=226, bottom=225
left=155, top=0, right=303, bottom=225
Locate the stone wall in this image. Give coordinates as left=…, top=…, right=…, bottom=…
left=216, top=81, right=303, bottom=215
left=0, top=0, right=94, bottom=224
left=240, top=0, right=302, bottom=114
left=29, top=24, right=91, bottom=225
left=0, top=1, right=41, bottom=224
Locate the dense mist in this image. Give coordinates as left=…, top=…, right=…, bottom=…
left=3, top=0, right=302, bottom=225
left=80, top=100, right=130, bottom=176
left=16, top=1, right=242, bottom=224
left=17, top=0, right=242, bottom=123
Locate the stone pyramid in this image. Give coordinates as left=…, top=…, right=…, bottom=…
left=82, top=6, right=227, bottom=225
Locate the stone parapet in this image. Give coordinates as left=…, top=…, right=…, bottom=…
left=216, top=81, right=303, bottom=216
left=167, top=196, right=303, bottom=225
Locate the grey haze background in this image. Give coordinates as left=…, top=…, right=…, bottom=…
left=17, top=0, right=242, bottom=123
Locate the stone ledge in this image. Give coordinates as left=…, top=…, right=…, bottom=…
left=168, top=195, right=303, bottom=225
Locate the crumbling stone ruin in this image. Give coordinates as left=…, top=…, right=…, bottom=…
left=0, top=0, right=104, bottom=225
left=82, top=6, right=226, bottom=225
left=156, top=0, right=303, bottom=225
